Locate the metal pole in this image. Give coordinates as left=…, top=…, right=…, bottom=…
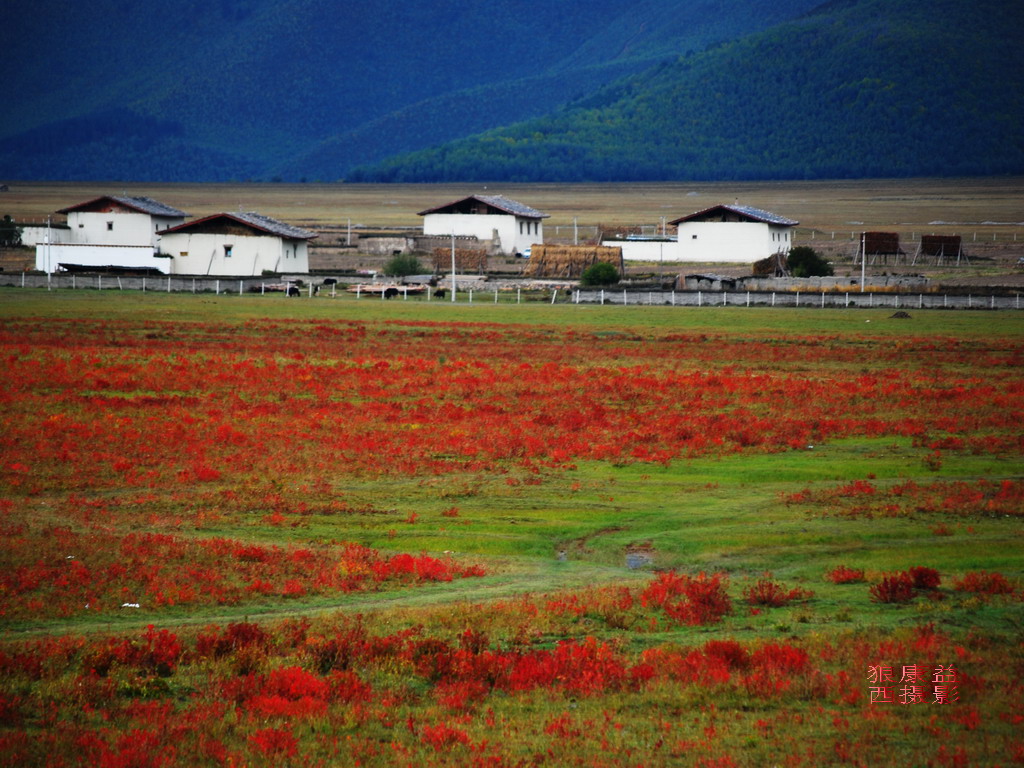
left=860, top=232, right=866, bottom=292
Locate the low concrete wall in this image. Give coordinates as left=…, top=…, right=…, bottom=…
left=683, top=275, right=931, bottom=291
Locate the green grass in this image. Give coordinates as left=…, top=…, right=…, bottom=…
left=4, top=287, right=1024, bottom=337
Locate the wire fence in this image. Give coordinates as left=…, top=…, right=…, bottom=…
left=2, top=273, right=1022, bottom=310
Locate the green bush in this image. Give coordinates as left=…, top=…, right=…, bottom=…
left=580, top=261, right=619, bottom=286
left=383, top=253, right=424, bottom=277
left=787, top=246, right=833, bottom=277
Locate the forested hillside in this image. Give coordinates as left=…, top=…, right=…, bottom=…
left=351, top=0, right=1024, bottom=182
left=0, top=0, right=817, bottom=182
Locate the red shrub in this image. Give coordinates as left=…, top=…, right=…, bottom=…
left=195, top=622, right=270, bottom=659
left=702, top=640, right=750, bottom=670
left=869, top=573, right=915, bottom=603
left=249, top=727, right=298, bottom=759
left=826, top=565, right=865, bottom=584
left=743, top=578, right=813, bottom=607
left=953, top=571, right=1014, bottom=595
left=420, top=723, right=471, bottom=751
left=908, top=566, right=941, bottom=590
left=643, top=571, right=732, bottom=626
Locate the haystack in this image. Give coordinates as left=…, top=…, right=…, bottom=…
left=915, top=235, right=967, bottom=265
left=752, top=252, right=790, bottom=277
left=523, top=245, right=624, bottom=279
left=432, top=247, right=488, bottom=274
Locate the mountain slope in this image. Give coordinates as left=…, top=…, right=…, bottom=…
left=351, top=0, right=1024, bottom=182
left=0, top=0, right=819, bottom=181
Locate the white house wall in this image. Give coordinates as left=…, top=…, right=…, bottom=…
left=676, top=222, right=793, bottom=263
left=37, top=244, right=169, bottom=274
left=602, top=240, right=683, bottom=262
left=160, top=232, right=309, bottom=276
left=21, top=225, right=71, bottom=247
left=422, top=213, right=542, bottom=256
left=65, top=211, right=184, bottom=247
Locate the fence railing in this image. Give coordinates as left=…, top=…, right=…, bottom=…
left=2, top=273, right=1022, bottom=310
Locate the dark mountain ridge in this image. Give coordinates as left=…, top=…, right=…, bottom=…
left=351, top=0, right=1024, bottom=182
left=0, top=0, right=820, bottom=181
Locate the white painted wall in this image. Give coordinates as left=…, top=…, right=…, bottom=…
left=65, top=211, right=184, bottom=247
left=20, top=225, right=72, bottom=247
left=601, top=240, right=683, bottom=262
left=159, top=231, right=309, bottom=276
left=37, top=244, right=169, bottom=273
left=422, top=213, right=543, bottom=256
left=676, top=222, right=794, bottom=263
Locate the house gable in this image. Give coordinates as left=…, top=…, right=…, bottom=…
left=418, top=194, right=548, bottom=220
left=159, top=212, right=317, bottom=242
left=57, top=196, right=188, bottom=218
left=669, top=204, right=798, bottom=227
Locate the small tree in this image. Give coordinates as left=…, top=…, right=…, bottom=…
left=787, top=246, right=832, bottom=277
left=383, top=253, right=423, bottom=278
left=580, top=261, right=619, bottom=286
left=0, top=215, right=22, bottom=247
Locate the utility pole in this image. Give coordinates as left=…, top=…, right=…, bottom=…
left=860, top=232, right=866, bottom=293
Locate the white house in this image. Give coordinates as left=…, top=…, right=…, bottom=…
left=57, top=195, right=188, bottom=247
left=157, top=212, right=315, bottom=276
left=667, top=204, right=798, bottom=264
left=418, top=194, right=547, bottom=257
left=34, top=195, right=189, bottom=274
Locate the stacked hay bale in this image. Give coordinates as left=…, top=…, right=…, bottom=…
left=432, top=248, right=488, bottom=274
left=752, top=252, right=790, bottom=277
left=523, top=245, right=624, bottom=279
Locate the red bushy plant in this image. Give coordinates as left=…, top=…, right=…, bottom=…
left=641, top=571, right=732, bottom=626
left=743, top=577, right=814, bottom=607
left=826, top=565, right=865, bottom=584
left=907, top=566, right=941, bottom=590
left=869, top=573, right=915, bottom=604
left=953, top=571, right=1014, bottom=595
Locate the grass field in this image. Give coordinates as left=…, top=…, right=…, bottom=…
left=1, top=292, right=1022, bottom=766
left=5, top=177, right=1024, bottom=239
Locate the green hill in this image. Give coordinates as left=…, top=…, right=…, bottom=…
left=0, top=0, right=818, bottom=182
left=351, top=0, right=1024, bottom=182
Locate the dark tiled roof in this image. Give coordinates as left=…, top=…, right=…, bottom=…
left=160, top=212, right=317, bottom=240
left=418, top=194, right=549, bottom=219
left=669, top=204, right=798, bottom=227
left=58, top=195, right=188, bottom=217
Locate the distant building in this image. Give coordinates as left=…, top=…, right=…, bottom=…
left=668, top=204, right=798, bottom=264
left=34, top=195, right=189, bottom=274
left=418, top=194, right=548, bottom=257
left=158, top=212, right=316, bottom=276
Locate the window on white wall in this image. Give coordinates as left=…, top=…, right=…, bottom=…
left=106, top=222, right=113, bottom=231
left=224, top=245, right=233, bottom=257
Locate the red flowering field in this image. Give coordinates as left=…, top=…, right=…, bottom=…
left=1, top=294, right=1022, bottom=766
